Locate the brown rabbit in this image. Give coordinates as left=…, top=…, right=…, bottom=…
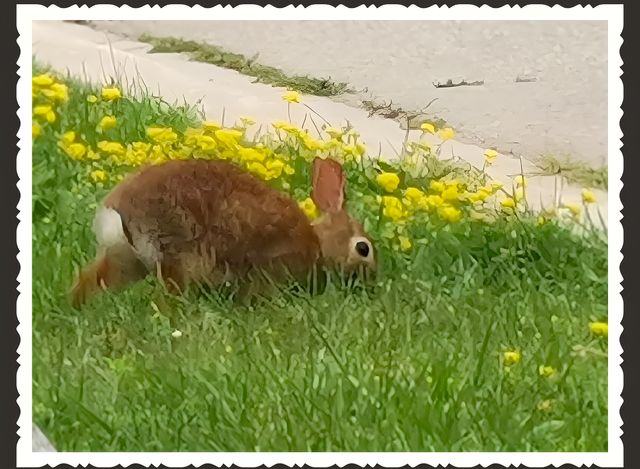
left=71, top=156, right=375, bottom=307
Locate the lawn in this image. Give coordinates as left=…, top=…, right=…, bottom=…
left=31, top=64, right=608, bottom=452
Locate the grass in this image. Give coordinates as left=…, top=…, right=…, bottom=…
left=31, top=65, right=608, bottom=452
left=139, top=34, right=353, bottom=97
left=533, top=154, right=608, bottom=191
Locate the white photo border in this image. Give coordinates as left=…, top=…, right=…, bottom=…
left=16, top=3, right=624, bottom=468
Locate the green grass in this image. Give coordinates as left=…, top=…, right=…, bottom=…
left=139, top=34, right=354, bottom=97
left=32, top=66, right=608, bottom=452
left=533, top=154, right=608, bottom=191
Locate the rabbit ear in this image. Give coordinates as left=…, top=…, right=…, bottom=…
left=311, top=157, right=345, bottom=213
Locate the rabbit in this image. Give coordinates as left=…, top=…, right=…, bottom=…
left=70, top=156, right=376, bottom=308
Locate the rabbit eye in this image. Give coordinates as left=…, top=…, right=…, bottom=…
left=355, top=241, right=370, bottom=257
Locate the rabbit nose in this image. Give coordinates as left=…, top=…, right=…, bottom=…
left=355, top=241, right=370, bottom=257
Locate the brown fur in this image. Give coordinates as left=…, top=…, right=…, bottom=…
left=71, top=157, right=374, bottom=307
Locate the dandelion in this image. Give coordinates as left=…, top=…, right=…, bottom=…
left=582, top=189, right=597, bottom=204
left=299, top=198, right=319, bottom=220
left=101, top=86, right=122, bottom=101
left=171, top=329, right=183, bottom=339
left=32, top=73, right=54, bottom=86
left=282, top=90, right=301, bottom=103
left=90, top=169, right=108, bottom=183
left=98, top=115, right=117, bottom=131
left=376, top=172, right=400, bottom=193
left=503, top=350, right=521, bottom=366
left=65, top=143, right=87, bottom=160
left=437, top=127, right=455, bottom=141
left=420, top=122, right=436, bottom=134
left=484, top=148, right=498, bottom=164
left=32, top=122, right=41, bottom=138
left=538, top=365, right=557, bottom=378
left=86, top=94, right=98, bottom=104
left=589, top=321, right=608, bottom=338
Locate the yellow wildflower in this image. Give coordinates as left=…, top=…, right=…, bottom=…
left=32, top=122, right=41, bottom=138
left=65, top=143, right=87, bottom=160
left=97, top=140, right=126, bottom=156
left=582, top=189, right=596, bottom=204
left=214, top=129, right=243, bottom=148
left=399, top=236, right=412, bottom=252
left=514, top=186, right=526, bottom=202
left=61, top=131, right=76, bottom=146
left=299, top=197, right=319, bottom=220
left=404, top=187, right=426, bottom=203
left=238, top=147, right=266, bottom=162
left=34, top=104, right=55, bottom=122
left=563, top=202, right=581, bottom=218
left=420, top=122, right=435, bottom=134
left=441, top=185, right=461, bottom=202
left=490, top=181, right=504, bottom=191
left=284, top=164, right=295, bottom=175
left=101, top=87, right=122, bottom=101
left=514, top=175, right=528, bottom=187
left=484, top=148, right=498, bottom=164
left=246, top=161, right=269, bottom=179
left=425, top=194, right=444, bottom=209
left=382, top=196, right=407, bottom=222
left=98, top=116, right=117, bottom=131
left=202, top=121, right=223, bottom=132
left=146, top=127, right=178, bottom=144
left=86, top=94, right=98, bottom=104
left=194, top=135, right=216, bottom=151
left=376, top=172, right=400, bottom=193
left=589, top=321, right=608, bottom=337
left=90, top=169, right=108, bottom=183
left=501, top=197, right=516, bottom=209
left=503, top=351, right=521, bottom=366
left=437, top=204, right=462, bottom=223
left=437, top=127, right=455, bottom=141
left=538, top=365, right=557, bottom=378
left=324, top=127, right=343, bottom=139
left=282, top=90, right=301, bottom=103
left=50, top=83, right=69, bottom=102
left=32, top=73, right=54, bottom=86
left=429, top=180, right=446, bottom=193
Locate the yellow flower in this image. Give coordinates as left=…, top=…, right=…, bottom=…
left=238, top=147, right=266, bottom=162
left=299, top=197, right=319, bottom=220
left=324, top=127, right=343, bottom=139
left=437, top=204, right=462, bottom=223
left=441, top=185, right=461, bottom=202
left=490, top=181, right=504, bottom=191
left=537, top=399, right=555, bottom=413
left=146, top=127, right=178, bottom=144
left=32, top=122, right=41, bottom=138
left=90, top=169, right=108, bottom=183
left=282, top=90, right=301, bottom=103
left=195, top=135, right=217, bottom=151
left=86, top=94, right=98, bottom=104
left=33, top=104, right=52, bottom=118
left=437, top=127, right=455, bottom=141
left=429, top=180, right=446, bottom=193
left=239, top=116, right=256, bottom=127
left=538, top=365, right=557, bottom=378
left=101, top=87, right=122, bottom=101
left=97, top=140, right=126, bottom=156
left=61, top=131, right=76, bottom=146
left=284, top=164, right=295, bottom=175
left=98, top=116, right=117, bottom=131
left=501, top=197, right=516, bottom=209
left=214, top=129, right=243, bottom=148
left=399, top=236, right=412, bottom=252
left=382, top=196, right=407, bottom=222
left=514, top=186, right=526, bottom=202
left=468, top=188, right=492, bottom=204
left=404, top=187, right=426, bottom=203
left=503, top=351, right=521, bottom=366
left=376, top=172, right=400, bottom=193
left=563, top=202, right=581, bottom=217
left=32, top=73, right=54, bottom=86
left=50, top=83, right=69, bottom=102
left=246, top=161, right=269, bottom=179
left=420, top=122, right=435, bottom=134
left=202, top=121, right=223, bottom=132
left=582, top=189, right=596, bottom=204
left=484, top=148, right=498, bottom=164
left=425, top=194, right=444, bottom=209
left=514, top=175, right=528, bottom=187
left=589, top=321, right=608, bottom=337
left=65, top=143, right=87, bottom=160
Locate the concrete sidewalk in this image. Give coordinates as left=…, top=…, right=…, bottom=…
left=31, top=21, right=608, bottom=222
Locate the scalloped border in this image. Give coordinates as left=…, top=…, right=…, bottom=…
left=16, top=4, right=624, bottom=468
